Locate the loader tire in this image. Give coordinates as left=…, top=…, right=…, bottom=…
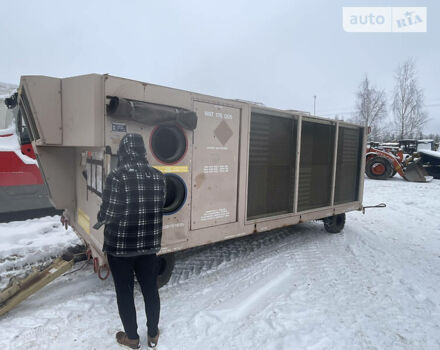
left=157, top=253, right=175, bottom=288
left=366, top=156, right=391, bottom=180
left=323, top=213, right=345, bottom=234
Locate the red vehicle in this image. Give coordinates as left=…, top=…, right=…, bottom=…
left=0, top=93, right=56, bottom=221
left=365, top=146, right=431, bottom=182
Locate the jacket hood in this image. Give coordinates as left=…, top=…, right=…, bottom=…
left=117, top=133, right=147, bottom=163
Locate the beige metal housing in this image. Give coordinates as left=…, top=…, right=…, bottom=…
left=17, top=74, right=366, bottom=266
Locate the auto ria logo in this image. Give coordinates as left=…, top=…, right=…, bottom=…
left=343, top=7, right=427, bottom=32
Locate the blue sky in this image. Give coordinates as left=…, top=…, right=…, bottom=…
left=1, top=0, right=438, bottom=134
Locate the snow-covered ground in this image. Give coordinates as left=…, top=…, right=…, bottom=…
left=0, top=177, right=439, bottom=350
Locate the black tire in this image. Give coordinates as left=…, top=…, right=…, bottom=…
left=157, top=253, right=175, bottom=288
left=365, top=156, right=392, bottom=180
left=323, top=213, right=346, bottom=234
left=386, top=159, right=396, bottom=177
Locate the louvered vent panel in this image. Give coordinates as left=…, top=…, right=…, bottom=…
left=334, top=127, right=363, bottom=204
left=247, top=113, right=296, bottom=219
left=298, top=121, right=335, bottom=212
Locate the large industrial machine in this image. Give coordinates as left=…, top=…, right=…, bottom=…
left=0, top=93, right=55, bottom=222
left=365, top=146, right=433, bottom=182
left=15, top=74, right=366, bottom=285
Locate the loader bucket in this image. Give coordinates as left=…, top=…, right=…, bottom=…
left=403, top=162, right=433, bottom=182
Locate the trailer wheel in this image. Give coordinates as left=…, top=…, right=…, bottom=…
left=323, top=213, right=345, bottom=234
left=157, top=253, right=175, bottom=288
left=365, top=156, right=391, bottom=180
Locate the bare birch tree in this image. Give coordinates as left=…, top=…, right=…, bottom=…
left=392, top=59, right=428, bottom=139
left=354, top=75, right=387, bottom=140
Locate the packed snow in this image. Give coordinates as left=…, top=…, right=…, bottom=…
left=0, top=177, right=439, bottom=350
left=419, top=149, right=440, bottom=159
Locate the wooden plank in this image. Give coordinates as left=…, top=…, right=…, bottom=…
left=0, top=258, right=73, bottom=316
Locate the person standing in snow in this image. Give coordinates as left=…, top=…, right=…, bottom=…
left=97, top=133, right=166, bottom=349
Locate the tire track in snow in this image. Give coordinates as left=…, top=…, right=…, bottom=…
left=163, top=217, right=440, bottom=350
left=164, top=225, right=354, bottom=350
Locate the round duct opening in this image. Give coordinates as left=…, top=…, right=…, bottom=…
left=150, top=125, right=187, bottom=164
left=163, top=174, right=187, bottom=215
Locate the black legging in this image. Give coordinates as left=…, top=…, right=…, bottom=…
left=107, top=253, right=160, bottom=340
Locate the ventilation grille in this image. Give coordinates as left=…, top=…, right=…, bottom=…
left=334, top=127, right=363, bottom=204
left=298, top=121, right=335, bottom=212
left=247, top=113, right=296, bottom=219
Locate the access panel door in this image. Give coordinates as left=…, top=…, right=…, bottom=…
left=191, top=101, right=240, bottom=230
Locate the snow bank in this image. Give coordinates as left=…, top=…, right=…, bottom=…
left=0, top=127, right=19, bottom=150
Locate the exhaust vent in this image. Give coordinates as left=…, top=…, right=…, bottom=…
left=150, top=125, right=187, bottom=164
left=163, top=174, right=187, bottom=215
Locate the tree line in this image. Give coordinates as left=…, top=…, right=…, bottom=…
left=349, top=58, right=432, bottom=142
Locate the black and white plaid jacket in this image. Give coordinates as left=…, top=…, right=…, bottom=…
left=98, top=133, right=166, bottom=256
